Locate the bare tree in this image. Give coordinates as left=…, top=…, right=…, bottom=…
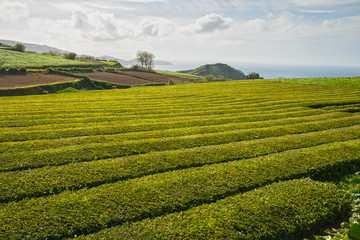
left=136, top=50, right=155, bottom=70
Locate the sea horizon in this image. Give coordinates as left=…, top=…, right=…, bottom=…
left=155, top=61, right=360, bottom=79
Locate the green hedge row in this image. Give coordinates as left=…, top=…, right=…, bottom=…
left=1, top=124, right=360, bottom=201
left=0, top=67, right=27, bottom=75
left=1, top=116, right=360, bottom=172
left=76, top=179, right=351, bottom=240
left=0, top=109, right=327, bottom=142
left=1, top=112, right=347, bottom=153
left=0, top=100, right=307, bottom=125
left=0, top=70, right=131, bottom=96
left=1, top=139, right=359, bottom=239
left=0, top=80, right=83, bottom=96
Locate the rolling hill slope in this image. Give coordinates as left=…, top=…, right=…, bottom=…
left=179, top=63, right=246, bottom=80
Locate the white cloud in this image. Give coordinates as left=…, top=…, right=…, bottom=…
left=138, top=18, right=177, bottom=36
left=71, top=10, right=134, bottom=41
left=291, top=0, right=360, bottom=7
left=246, top=18, right=268, bottom=32
left=186, top=13, right=233, bottom=33
left=242, top=13, right=296, bottom=35
left=300, top=10, right=334, bottom=14
left=0, top=0, right=32, bottom=22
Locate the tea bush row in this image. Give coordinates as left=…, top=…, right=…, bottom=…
left=0, top=108, right=325, bottom=142
left=1, top=111, right=347, bottom=153
left=1, top=125, right=360, bottom=201
left=1, top=139, right=359, bottom=239
left=1, top=117, right=360, bottom=172
left=76, top=179, right=351, bottom=240
left=0, top=100, right=307, bottom=125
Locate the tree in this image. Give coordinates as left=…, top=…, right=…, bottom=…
left=0, top=59, right=4, bottom=67
left=13, top=43, right=25, bottom=52
left=136, top=50, right=155, bottom=70
left=246, top=72, right=263, bottom=79
left=64, top=52, right=77, bottom=60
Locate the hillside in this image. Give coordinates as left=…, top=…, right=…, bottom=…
left=179, top=63, right=246, bottom=80
left=0, top=39, right=69, bottom=54
left=1, top=81, right=360, bottom=239
left=0, top=48, right=95, bottom=67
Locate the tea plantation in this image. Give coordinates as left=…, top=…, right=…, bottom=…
left=1, top=80, right=360, bottom=239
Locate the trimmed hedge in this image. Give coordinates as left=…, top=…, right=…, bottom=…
left=1, top=116, right=360, bottom=172
left=0, top=108, right=339, bottom=141
left=76, top=179, right=351, bottom=240
left=1, top=111, right=347, bottom=153
left=0, top=80, right=83, bottom=96
left=1, top=138, right=358, bottom=239
left=1, top=132, right=360, bottom=203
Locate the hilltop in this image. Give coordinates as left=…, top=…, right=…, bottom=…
left=179, top=63, right=246, bottom=80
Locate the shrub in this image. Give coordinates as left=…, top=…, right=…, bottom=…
left=64, top=52, right=77, bottom=60
left=77, top=179, right=351, bottom=240
left=43, top=51, right=61, bottom=56
left=246, top=72, right=263, bottom=79
left=13, top=43, right=25, bottom=52
left=57, top=87, right=81, bottom=93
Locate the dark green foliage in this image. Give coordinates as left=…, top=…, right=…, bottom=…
left=57, top=87, right=81, bottom=93
left=179, top=63, right=246, bottom=80
left=78, top=179, right=351, bottom=240
left=0, top=67, right=27, bottom=75
left=246, top=72, right=263, bottom=79
left=128, top=64, right=156, bottom=73
left=64, top=52, right=77, bottom=60
left=13, top=43, right=25, bottom=52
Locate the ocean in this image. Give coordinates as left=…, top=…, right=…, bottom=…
left=155, top=61, right=360, bottom=79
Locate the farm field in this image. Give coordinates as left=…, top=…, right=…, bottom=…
left=83, top=72, right=155, bottom=86
left=272, top=76, right=360, bottom=89
left=0, top=49, right=96, bottom=67
left=1, top=80, right=360, bottom=239
left=122, top=70, right=191, bottom=83
left=0, top=74, right=79, bottom=88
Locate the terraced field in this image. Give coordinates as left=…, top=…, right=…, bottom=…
left=1, top=80, right=360, bottom=239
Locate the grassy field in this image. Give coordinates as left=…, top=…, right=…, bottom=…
left=0, top=49, right=97, bottom=67
left=156, top=69, right=204, bottom=80
left=1, top=80, right=360, bottom=239
left=272, top=76, right=360, bottom=89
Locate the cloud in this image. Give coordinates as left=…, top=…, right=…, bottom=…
left=246, top=18, right=268, bottom=32
left=243, top=13, right=296, bottom=35
left=0, top=0, right=31, bottom=22
left=138, top=18, right=177, bottom=37
left=186, top=13, right=233, bottom=33
left=291, top=0, right=360, bottom=7
left=217, top=39, right=245, bottom=46
left=300, top=10, right=335, bottom=13
left=71, top=10, right=134, bottom=41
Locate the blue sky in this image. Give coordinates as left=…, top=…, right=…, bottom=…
left=1, top=0, right=360, bottom=66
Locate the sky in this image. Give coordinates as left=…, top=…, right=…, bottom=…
left=1, top=0, right=360, bottom=67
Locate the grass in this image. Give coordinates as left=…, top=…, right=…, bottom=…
left=1, top=80, right=360, bottom=239
left=271, top=77, right=360, bottom=89
left=0, top=49, right=97, bottom=67
left=156, top=70, right=204, bottom=80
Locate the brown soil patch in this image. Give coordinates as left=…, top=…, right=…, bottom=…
left=0, top=74, right=78, bottom=89
left=123, top=71, right=189, bottom=83
left=84, top=72, right=155, bottom=86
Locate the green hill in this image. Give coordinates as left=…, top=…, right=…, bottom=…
left=0, top=49, right=96, bottom=67
left=179, top=63, right=246, bottom=80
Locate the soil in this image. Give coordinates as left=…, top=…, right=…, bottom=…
left=83, top=72, right=155, bottom=86
left=0, top=74, right=78, bottom=88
